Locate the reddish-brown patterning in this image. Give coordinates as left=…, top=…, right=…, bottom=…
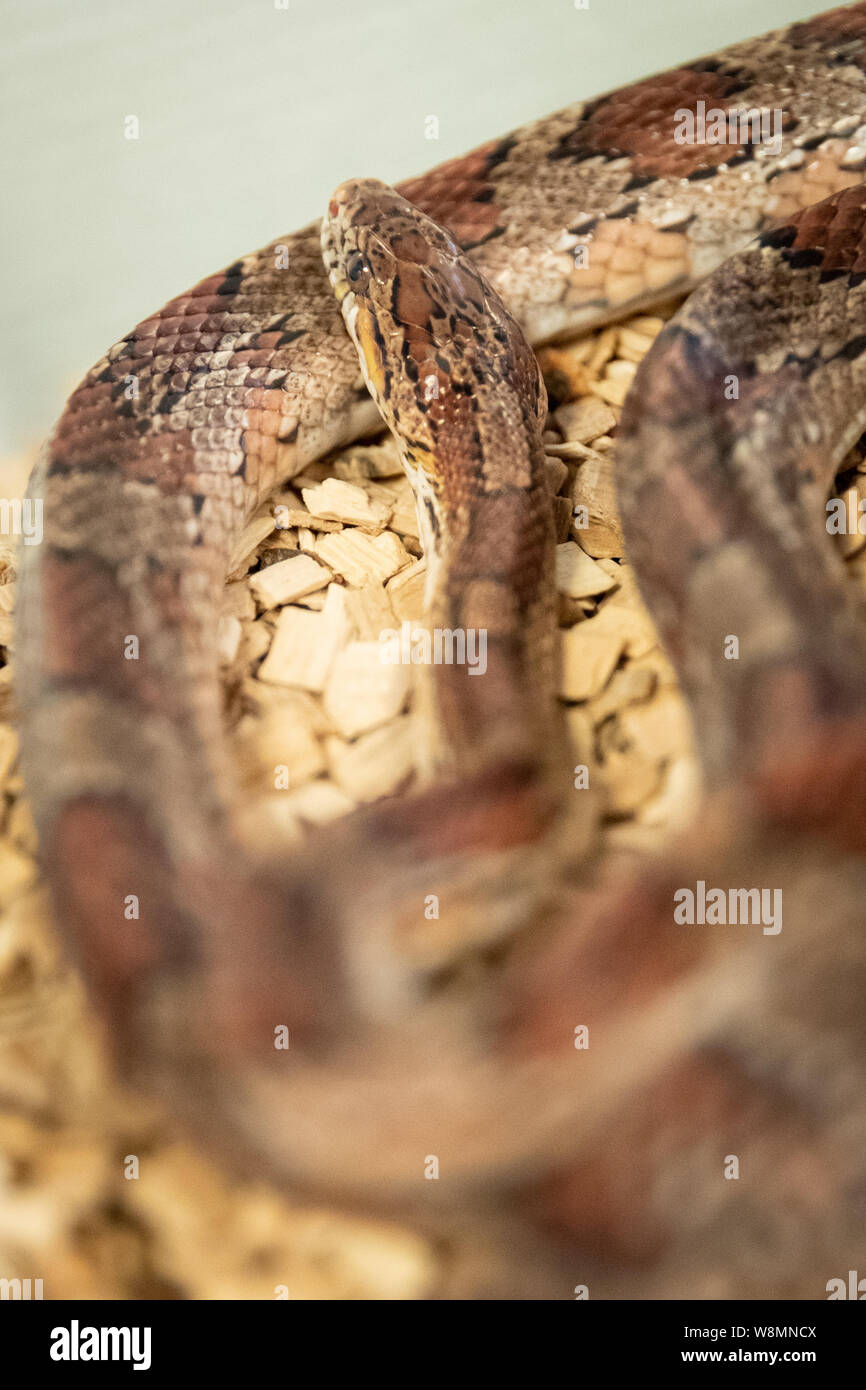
left=15, top=4, right=866, bottom=1297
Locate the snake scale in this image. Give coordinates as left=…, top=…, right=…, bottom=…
left=16, top=3, right=866, bottom=1297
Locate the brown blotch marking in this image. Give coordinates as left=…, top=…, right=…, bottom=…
left=750, top=715, right=866, bottom=854
left=789, top=1, right=866, bottom=69
left=398, top=141, right=503, bottom=246
left=369, top=760, right=557, bottom=858
left=39, top=549, right=166, bottom=706
left=51, top=795, right=189, bottom=1004
left=503, top=868, right=706, bottom=1059
left=393, top=263, right=438, bottom=336
left=521, top=1053, right=813, bottom=1266
left=779, top=184, right=866, bottom=276
left=391, top=228, right=435, bottom=266
left=554, top=67, right=778, bottom=180
left=50, top=410, right=200, bottom=495
left=179, top=861, right=338, bottom=1054
left=622, top=324, right=732, bottom=430
left=450, top=490, right=551, bottom=612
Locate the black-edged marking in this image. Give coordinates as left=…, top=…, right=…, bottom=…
left=686, top=164, right=719, bottom=182
left=795, top=131, right=830, bottom=151
left=786, top=248, right=825, bottom=270
left=607, top=200, right=640, bottom=220
left=759, top=224, right=798, bottom=249
left=461, top=225, right=506, bottom=252
left=621, top=171, right=657, bottom=194
left=839, top=333, right=866, bottom=360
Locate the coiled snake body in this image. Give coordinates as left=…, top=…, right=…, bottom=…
left=18, top=4, right=866, bottom=1296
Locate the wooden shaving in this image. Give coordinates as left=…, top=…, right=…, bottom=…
left=314, top=529, right=412, bottom=586
left=302, top=477, right=392, bottom=530
left=248, top=553, right=332, bottom=608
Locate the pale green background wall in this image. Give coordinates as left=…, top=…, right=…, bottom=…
left=0, top=0, right=823, bottom=463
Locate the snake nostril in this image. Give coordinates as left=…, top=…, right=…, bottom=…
left=328, top=198, right=340, bottom=218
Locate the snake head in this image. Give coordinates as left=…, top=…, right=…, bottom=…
left=322, top=177, right=547, bottom=478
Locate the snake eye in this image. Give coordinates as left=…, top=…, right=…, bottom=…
left=346, top=251, right=369, bottom=284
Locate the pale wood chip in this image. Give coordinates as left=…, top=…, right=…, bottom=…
left=284, top=780, right=357, bottom=825
left=589, top=602, right=657, bottom=658
left=6, top=795, right=37, bottom=855
left=294, top=591, right=328, bottom=611
left=0, top=840, right=37, bottom=907
left=600, top=741, right=663, bottom=816
left=326, top=717, right=416, bottom=801
left=386, top=559, right=427, bottom=623
left=544, top=456, right=569, bottom=495
left=536, top=346, right=596, bottom=399
left=553, top=494, right=573, bottom=542
left=345, top=583, right=397, bottom=641
left=545, top=440, right=606, bottom=462
left=273, top=508, right=342, bottom=533
left=542, top=335, right=595, bottom=366
left=623, top=314, right=666, bottom=336
left=555, top=542, right=617, bottom=598
left=0, top=723, right=18, bottom=784
left=365, top=478, right=419, bottom=538
left=238, top=707, right=326, bottom=790
left=239, top=618, right=273, bottom=668
left=591, top=376, right=631, bottom=407
left=559, top=622, right=624, bottom=702
left=241, top=682, right=333, bottom=736
left=559, top=595, right=590, bottom=628
left=302, top=477, right=392, bottom=530
left=297, top=527, right=319, bottom=554
left=565, top=706, right=595, bottom=762
left=249, top=553, right=331, bottom=609
left=599, top=560, right=640, bottom=605
left=222, top=580, right=256, bottom=622
left=331, top=438, right=404, bottom=480
left=236, top=794, right=303, bottom=847
left=554, top=395, right=617, bottom=444
left=227, top=512, right=275, bottom=574
left=618, top=688, right=693, bottom=762
left=323, top=641, right=411, bottom=738
left=570, top=450, right=625, bottom=558
left=258, top=584, right=352, bottom=691
left=585, top=665, right=656, bottom=724
left=605, top=358, right=637, bottom=382
left=0, top=544, right=17, bottom=585
left=315, top=528, right=412, bottom=586
left=587, top=326, right=618, bottom=374
left=627, top=646, right=679, bottom=688
left=616, top=326, right=656, bottom=361
left=217, top=616, right=242, bottom=666
left=596, top=558, right=623, bottom=578
left=638, top=756, right=702, bottom=830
